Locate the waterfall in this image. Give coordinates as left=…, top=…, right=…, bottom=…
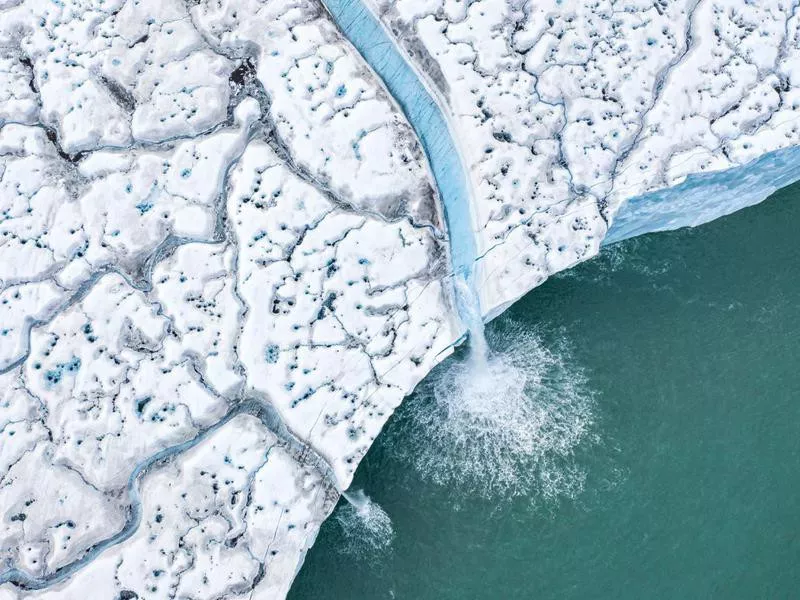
left=453, top=274, right=488, bottom=363
left=336, top=490, right=394, bottom=556
left=318, top=0, right=596, bottom=506
left=383, top=272, right=595, bottom=501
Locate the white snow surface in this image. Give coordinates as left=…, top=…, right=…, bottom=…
left=2, top=0, right=800, bottom=597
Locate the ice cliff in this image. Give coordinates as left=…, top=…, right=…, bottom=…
left=1, top=0, right=799, bottom=597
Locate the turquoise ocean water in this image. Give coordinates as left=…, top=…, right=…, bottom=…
left=290, top=182, right=800, bottom=598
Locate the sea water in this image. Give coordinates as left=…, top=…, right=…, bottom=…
left=291, top=180, right=800, bottom=599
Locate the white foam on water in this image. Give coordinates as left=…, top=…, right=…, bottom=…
left=335, top=490, right=394, bottom=558
left=388, top=282, right=596, bottom=503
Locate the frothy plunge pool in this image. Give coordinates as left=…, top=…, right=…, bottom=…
left=388, top=277, right=596, bottom=503
left=291, top=181, right=800, bottom=598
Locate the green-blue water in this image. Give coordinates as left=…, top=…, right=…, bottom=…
left=290, top=182, right=800, bottom=599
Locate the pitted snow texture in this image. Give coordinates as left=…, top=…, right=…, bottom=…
left=3, top=0, right=800, bottom=596
left=0, top=0, right=459, bottom=597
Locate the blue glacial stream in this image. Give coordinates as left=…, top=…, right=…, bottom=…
left=319, top=0, right=476, bottom=277
left=320, top=0, right=800, bottom=287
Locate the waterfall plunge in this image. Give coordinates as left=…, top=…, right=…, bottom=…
left=336, top=490, right=394, bottom=557
left=385, top=274, right=596, bottom=502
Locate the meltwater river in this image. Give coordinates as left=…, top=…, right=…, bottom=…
left=292, top=181, right=800, bottom=598
left=319, top=0, right=475, bottom=274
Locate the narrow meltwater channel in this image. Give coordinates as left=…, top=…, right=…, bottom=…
left=1, top=399, right=338, bottom=590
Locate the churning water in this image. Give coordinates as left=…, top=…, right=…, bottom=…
left=384, top=278, right=596, bottom=502
left=335, top=490, right=394, bottom=558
